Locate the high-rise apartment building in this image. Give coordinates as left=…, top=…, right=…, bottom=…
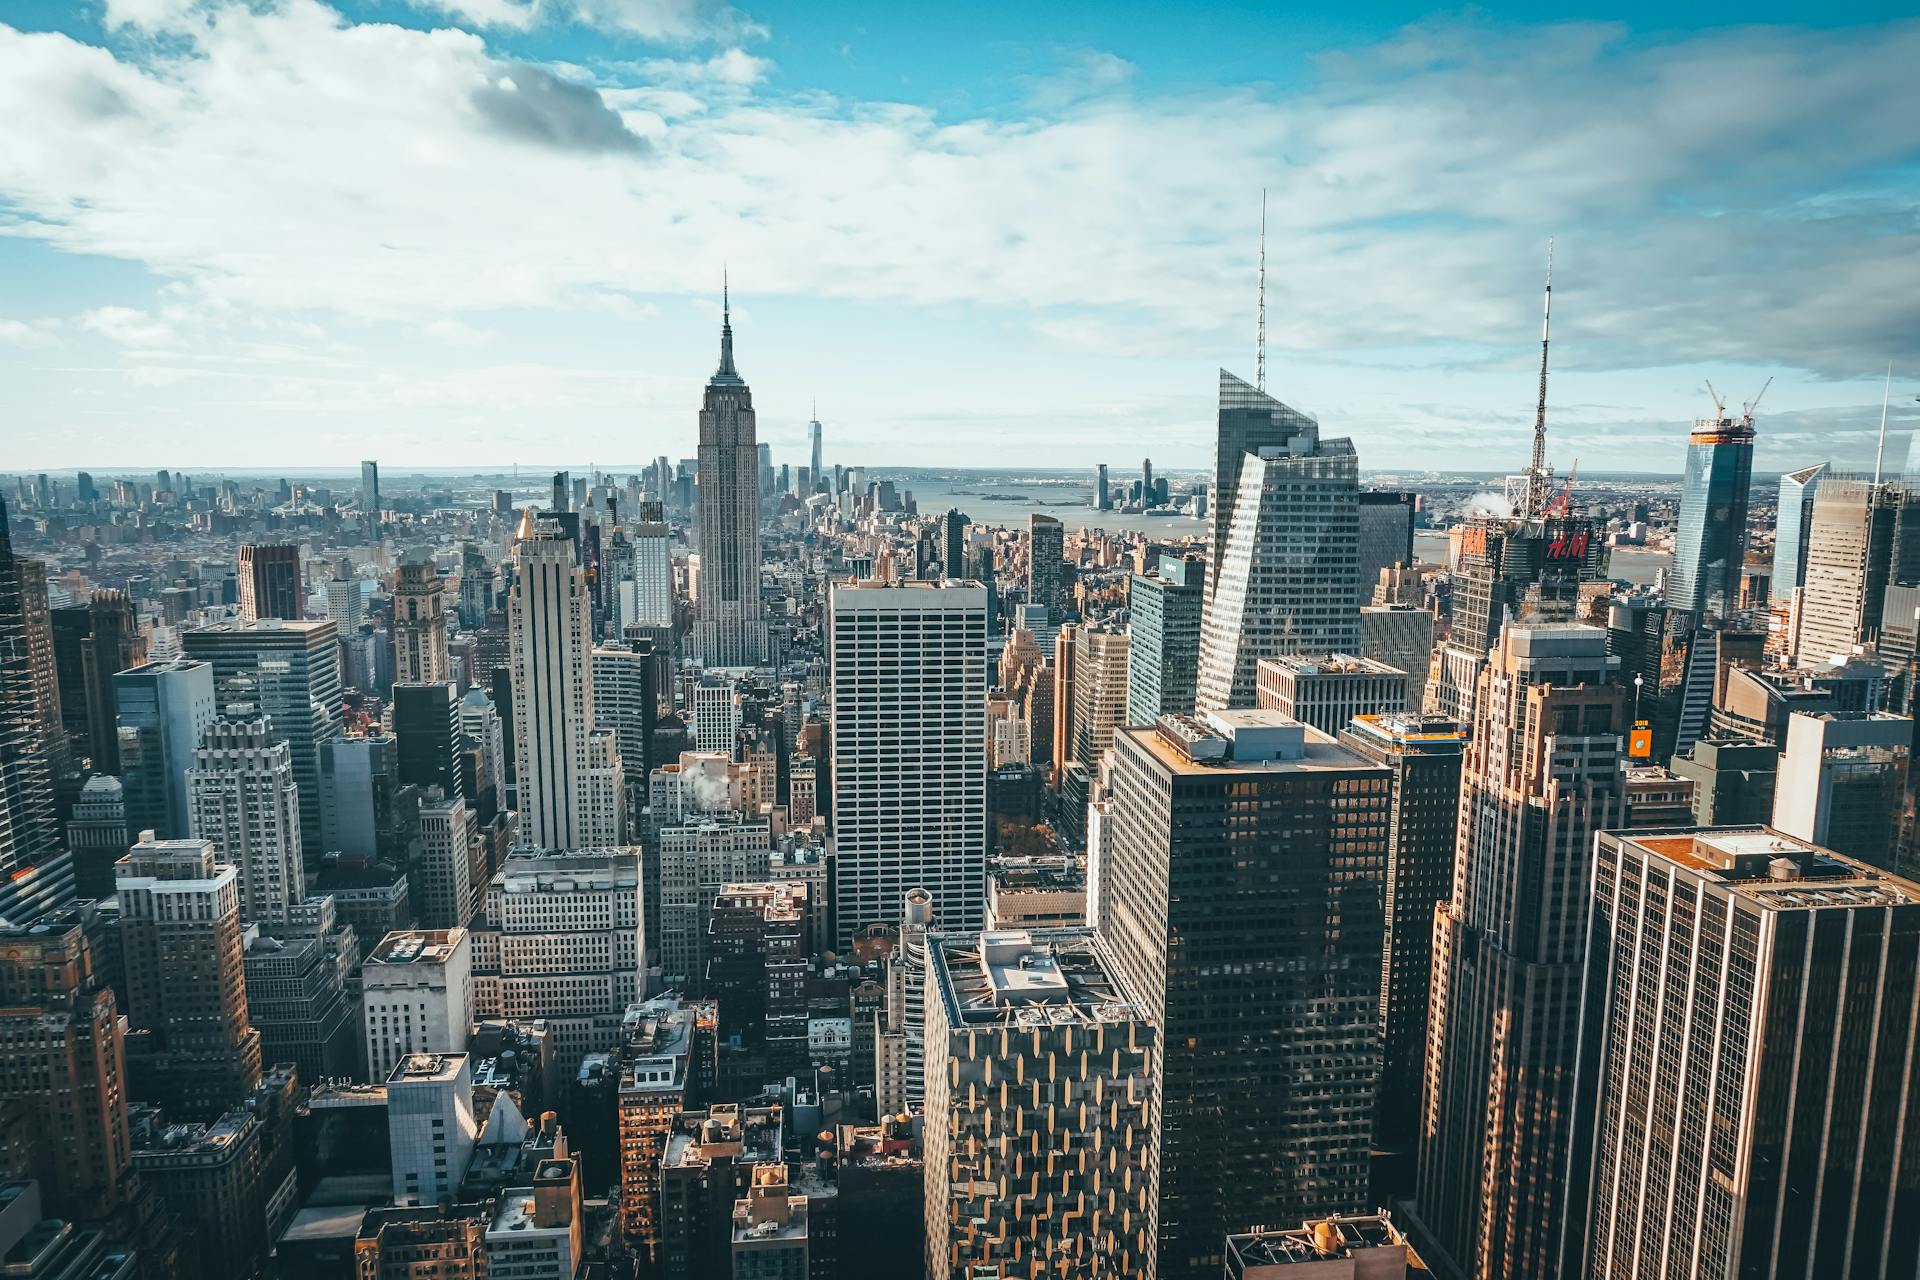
left=1575, top=827, right=1920, bottom=1278
left=392, top=558, right=450, bottom=683
left=829, top=581, right=988, bottom=942
left=115, top=835, right=263, bottom=1121
left=1071, top=622, right=1129, bottom=767
left=237, top=543, right=303, bottom=622
left=616, top=995, right=718, bottom=1259
left=392, top=681, right=464, bottom=803
left=691, top=288, right=768, bottom=667
left=1771, top=461, right=1827, bottom=605
left=1098, top=710, right=1391, bottom=1278
left=1669, top=406, right=1757, bottom=618
left=67, top=773, right=127, bottom=900
left=361, top=460, right=381, bottom=539
left=921, top=929, right=1154, bottom=1279
left=656, top=816, right=770, bottom=990
left=362, top=928, right=473, bottom=1082
left=114, top=658, right=216, bottom=841
left=473, top=851, right=644, bottom=1071
left=1336, top=713, right=1464, bottom=1161
left=0, top=498, right=70, bottom=926
left=415, top=792, right=476, bottom=928
left=1127, top=553, right=1206, bottom=725
left=1797, top=477, right=1920, bottom=668
left=183, top=619, right=342, bottom=854
left=387, top=1052, right=478, bottom=1207
left=1027, top=514, right=1068, bottom=623
left=691, top=674, right=741, bottom=755
left=1255, top=653, right=1411, bottom=735
left=51, top=588, right=144, bottom=772
left=509, top=511, right=621, bottom=849
left=1770, top=710, right=1910, bottom=870
left=1413, top=625, right=1626, bottom=1280
left=592, top=643, right=656, bottom=823
left=241, top=894, right=357, bottom=1085
left=1358, top=489, right=1417, bottom=596
left=1197, top=377, right=1360, bottom=710
left=1359, top=604, right=1435, bottom=714
left=624, top=510, right=674, bottom=632
left=187, top=711, right=305, bottom=925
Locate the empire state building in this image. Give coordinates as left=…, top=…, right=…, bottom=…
left=691, top=283, right=768, bottom=667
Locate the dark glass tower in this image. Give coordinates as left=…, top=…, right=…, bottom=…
left=0, top=497, right=71, bottom=925
left=1098, top=712, right=1391, bottom=1278
left=1669, top=409, right=1757, bottom=618
left=1125, top=553, right=1205, bottom=724
left=392, top=681, right=463, bottom=803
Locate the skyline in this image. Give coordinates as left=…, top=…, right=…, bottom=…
left=4, top=1, right=1920, bottom=471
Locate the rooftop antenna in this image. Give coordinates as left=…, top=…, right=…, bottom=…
left=1256, top=188, right=1267, bottom=392
left=1527, top=237, right=1554, bottom=517
left=1875, top=362, right=1893, bottom=486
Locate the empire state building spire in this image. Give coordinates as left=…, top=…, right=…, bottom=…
left=713, top=270, right=743, bottom=387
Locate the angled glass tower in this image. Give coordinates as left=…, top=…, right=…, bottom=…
left=1669, top=410, right=1757, bottom=618
left=1771, top=461, right=1827, bottom=604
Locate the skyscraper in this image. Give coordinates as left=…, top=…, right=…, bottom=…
left=114, top=658, right=217, bottom=840
left=0, top=497, right=69, bottom=926
left=1097, top=710, right=1391, bottom=1278
left=1209, top=369, right=1323, bottom=589
left=1126, top=553, right=1205, bottom=726
left=691, top=283, right=768, bottom=667
left=238, top=543, right=303, bottom=622
left=361, top=459, right=381, bottom=539
left=1668, top=403, right=1757, bottom=618
left=1070, top=621, right=1128, bottom=766
left=51, top=588, right=144, bottom=773
left=1795, top=476, right=1920, bottom=667
left=1336, top=712, right=1464, bottom=1165
left=1413, top=625, right=1626, bottom=1280
left=1769, top=709, right=1910, bottom=869
left=829, top=581, right=987, bottom=942
left=1093, top=463, right=1110, bottom=511
left=1196, top=376, right=1360, bottom=710
left=809, top=411, right=824, bottom=488
left=187, top=711, right=305, bottom=926
left=1358, top=489, right=1417, bottom=597
left=1027, top=513, right=1068, bottom=623
left=1574, top=826, right=1920, bottom=1278
left=392, top=681, right=464, bottom=804
left=921, top=929, right=1154, bottom=1279
left=510, top=510, right=619, bottom=849
left=116, top=835, right=262, bottom=1121
left=393, top=557, right=450, bottom=683
left=183, top=619, right=342, bottom=853
left=940, top=508, right=967, bottom=580
left=1771, top=461, right=1828, bottom=605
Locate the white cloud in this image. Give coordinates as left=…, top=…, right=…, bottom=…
left=0, top=319, right=60, bottom=348
left=2, top=5, right=1918, bottom=467
left=79, top=305, right=178, bottom=347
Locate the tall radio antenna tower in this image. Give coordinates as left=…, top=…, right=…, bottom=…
left=1256, top=188, right=1267, bottom=392
left=1525, top=237, right=1555, bottom=517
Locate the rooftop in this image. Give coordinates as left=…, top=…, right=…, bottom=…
left=931, top=929, right=1144, bottom=1029
left=1258, top=653, right=1406, bottom=678
left=368, top=929, right=465, bottom=967
left=1225, top=1212, right=1422, bottom=1275
left=1619, top=826, right=1920, bottom=911
left=1345, top=713, right=1464, bottom=748
left=387, top=1052, right=468, bottom=1085
left=662, top=1104, right=784, bottom=1172
left=1142, top=711, right=1376, bottom=776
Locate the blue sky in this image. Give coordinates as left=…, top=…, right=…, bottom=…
left=3, top=0, right=1918, bottom=474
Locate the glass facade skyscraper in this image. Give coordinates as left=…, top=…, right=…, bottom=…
left=1668, top=412, right=1756, bottom=617
left=1771, top=461, right=1827, bottom=604
left=1126, top=553, right=1205, bottom=725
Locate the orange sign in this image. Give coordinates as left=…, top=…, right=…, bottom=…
left=1628, top=724, right=1653, bottom=759
left=1461, top=526, right=1488, bottom=557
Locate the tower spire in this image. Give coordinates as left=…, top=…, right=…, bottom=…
left=1875, top=361, right=1893, bottom=486
left=716, top=269, right=738, bottom=380
left=1527, top=237, right=1554, bottom=517
left=1256, top=188, right=1267, bottom=393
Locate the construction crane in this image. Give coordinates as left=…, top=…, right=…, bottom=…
left=1703, top=380, right=1727, bottom=421
left=1742, top=376, right=1773, bottom=424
